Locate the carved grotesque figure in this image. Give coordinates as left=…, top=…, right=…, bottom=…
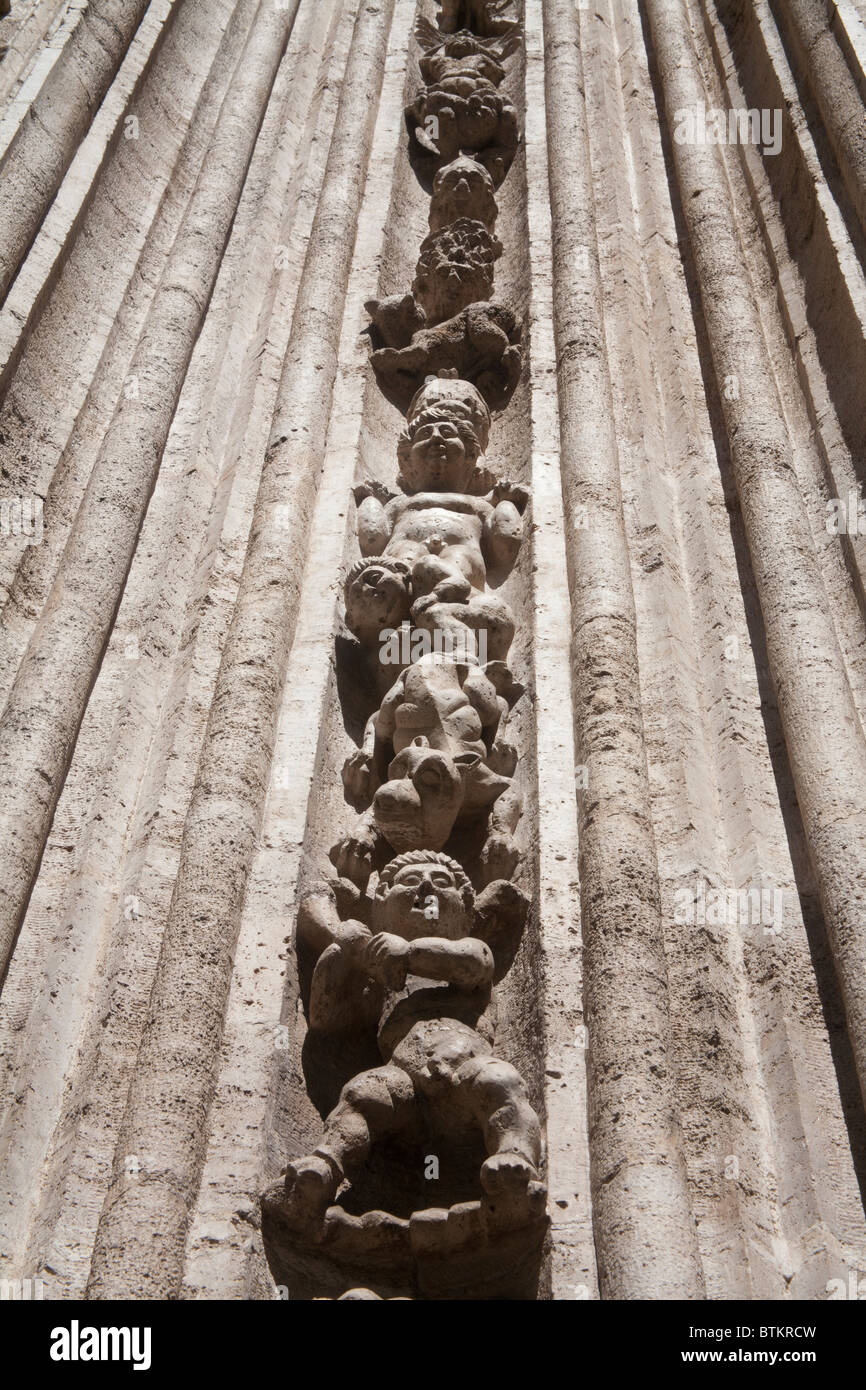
left=419, top=26, right=512, bottom=87
left=284, top=854, right=541, bottom=1224
left=351, top=375, right=524, bottom=672
left=412, top=218, right=502, bottom=324
left=351, top=488, right=523, bottom=680
left=344, top=381, right=520, bottom=685
left=364, top=291, right=426, bottom=350
left=333, top=654, right=522, bottom=884
left=262, top=0, right=543, bottom=1299
left=429, top=154, right=498, bottom=233
left=407, top=29, right=519, bottom=185
left=370, top=300, right=522, bottom=410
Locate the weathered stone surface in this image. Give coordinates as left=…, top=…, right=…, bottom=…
left=1, top=0, right=866, bottom=1306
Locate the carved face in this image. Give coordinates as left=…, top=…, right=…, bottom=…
left=372, top=855, right=473, bottom=941
left=344, top=560, right=412, bottom=639
left=408, top=419, right=469, bottom=492
left=373, top=737, right=480, bottom=854
left=430, top=159, right=497, bottom=231
left=400, top=417, right=477, bottom=493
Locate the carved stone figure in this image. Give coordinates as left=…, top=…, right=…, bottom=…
left=348, top=376, right=525, bottom=688
left=356, top=488, right=525, bottom=584
left=363, top=291, right=426, bottom=349
left=283, top=854, right=541, bottom=1225
left=413, top=218, right=502, bottom=324
left=408, top=82, right=517, bottom=189
left=343, top=556, right=413, bottom=649
left=332, top=654, right=522, bottom=884
left=366, top=220, right=502, bottom=354
left=407, top=29, right=519, bottom=186
left=417, top=22, right=518, bottom=87
left=370, top=300, right=523, bottom=412
left=261, top=3, right=545, bottom=1298
left=343, top=555, right=515, bottom=676
left=341, top=379, right=519, bottom=691
left=429, top=154, right=498, bottom=233
left=341, top=649, right=517, bottom=795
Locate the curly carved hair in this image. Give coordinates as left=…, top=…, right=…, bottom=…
left=375, top=850, right=474, bottom=906
left=343, top=556, right=411, bottom=593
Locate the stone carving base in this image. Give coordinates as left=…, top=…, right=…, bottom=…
left=261, top=1179, right=547, bottom=1300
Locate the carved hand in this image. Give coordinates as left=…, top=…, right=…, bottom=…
left=342, top=748, right=378, bottom=803
left=489, top=479, right=529, bottom=511
left=363, top=932, right=411, bottom=990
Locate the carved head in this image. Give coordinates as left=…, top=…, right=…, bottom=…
left=344, top=558, right=412, bottom=643
left=430, top=155, right=498, bottom=232
left=372, top=848, right=474, bottom=940
left=412, top=218, right=503, bottom=325
left=373, top=736, right=480, bottom=854
left=397, top=374, right=490, bottom=493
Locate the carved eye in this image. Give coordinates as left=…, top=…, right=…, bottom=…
left=429, top=871, right=454, bottom=888
left=417, top=767, right=443, bottom=789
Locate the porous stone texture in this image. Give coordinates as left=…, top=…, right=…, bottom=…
left=1, top=0, right=866, bottom=1302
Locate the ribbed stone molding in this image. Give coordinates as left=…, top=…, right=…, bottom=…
left=646, top=0, right=866, bottom=1119
left=542, top=0, right=704, bottom=1302
left=0, top=0, right=304, bottom=985
left=0, top=0, right=154, bottom=300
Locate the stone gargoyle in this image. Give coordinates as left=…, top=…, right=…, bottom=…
left=281, top=852, right=541, bottom=1225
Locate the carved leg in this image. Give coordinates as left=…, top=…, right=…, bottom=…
left=284, top=1065, right=415, bottom=1223
left=478, top=785, right=522, bottom=885
left=455, top=1055, right=541, bottom=1200
left=309, top=941, right=376, bottom=1033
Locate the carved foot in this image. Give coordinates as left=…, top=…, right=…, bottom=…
left=480, top=1150, right=536, bottom=1198
left=329, top=820, right=384, bottom=889
left=283, top=1153, right=340, bottom=1225
left=478, top=831, right=520, bottom=885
